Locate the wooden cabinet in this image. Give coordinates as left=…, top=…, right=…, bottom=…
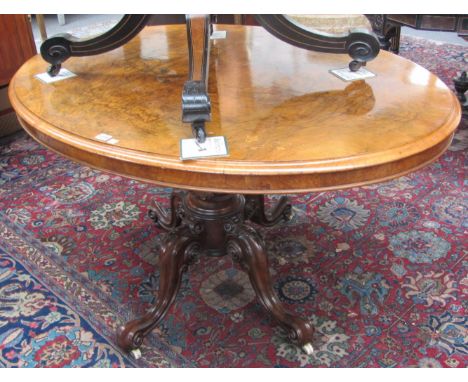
left=0, top=15, right=36, bottom=138
left=0, top=15, right=37, bottom=86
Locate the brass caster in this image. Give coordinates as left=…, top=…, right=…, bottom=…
left=302, top=343, right=314, bottom=355
left=130, top=348, right=142, bottom=360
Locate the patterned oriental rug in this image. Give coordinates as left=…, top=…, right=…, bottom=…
left=0, top=34, right=467, bottom=368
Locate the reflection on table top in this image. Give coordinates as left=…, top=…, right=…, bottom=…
left=9, top=25, right=461, bottom=193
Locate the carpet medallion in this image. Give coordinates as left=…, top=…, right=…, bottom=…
left=0, top=35, right=466, bottom=367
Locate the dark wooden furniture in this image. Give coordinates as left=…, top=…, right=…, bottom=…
left=0, top=14, right=36, bottom=138
left=40, top=14, right=380, bottom=76
left=9, top=25, right=461, bottom=359
left=0, top=15, right=36, bottom=87
left=367, top=14, right=468, bottom=53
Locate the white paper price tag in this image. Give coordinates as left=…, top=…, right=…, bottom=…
left=94, top=133, right=119, bottom=145
left=95, top=133, right=113, bottom=142
left=211, top=30, right=227, bottom=40
left=35, top=68, right=77, bottom=84
left=330, top=67, right=376, bottom=82
left=180, top=136, right=229, bottom=160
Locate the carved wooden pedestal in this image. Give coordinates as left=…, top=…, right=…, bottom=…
left=116, top=192, right=315, bottom=356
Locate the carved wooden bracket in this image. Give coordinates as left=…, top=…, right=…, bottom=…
left=181, top=15, right=211, bottom=143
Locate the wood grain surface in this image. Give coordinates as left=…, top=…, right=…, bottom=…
left=0, top=15, right=37, bottom=86
left=9, top=25, right=461, bottom=194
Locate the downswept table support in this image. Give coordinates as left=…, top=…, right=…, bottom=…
left=116, top=191, right=315, bottom=357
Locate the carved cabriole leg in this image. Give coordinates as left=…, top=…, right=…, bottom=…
left=148, top=192, right=183, bottom=230
left=244, top=195, right=292, bottom=227
left=116, top=228, right=199, bottom=352
left=227, top=225, right=315, bottom=352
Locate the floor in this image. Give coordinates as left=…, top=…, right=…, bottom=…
left=29, top=14, right=468, bottom=50
left=401, top=26, right=468, bottom=45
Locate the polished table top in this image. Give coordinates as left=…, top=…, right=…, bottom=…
left=9, top=25, right=461, bottom=193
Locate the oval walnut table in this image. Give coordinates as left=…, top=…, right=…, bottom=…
left=9, top=25, right=461, bottom=357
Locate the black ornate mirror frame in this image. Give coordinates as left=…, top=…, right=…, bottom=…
left=39, top=14, right=381, bottom=143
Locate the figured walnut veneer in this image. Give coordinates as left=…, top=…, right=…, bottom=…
left=9, top=25, right=461, bottom=194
